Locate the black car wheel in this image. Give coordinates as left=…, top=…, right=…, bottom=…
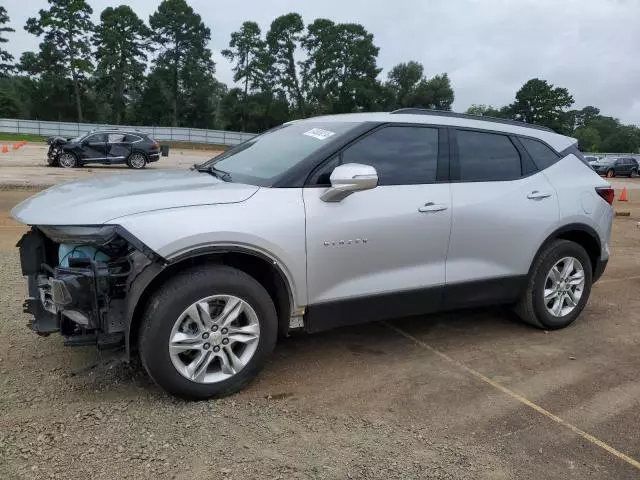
left=58, top=152, right=78, bottom=168
left=606, top=169, right=615, bottom=178
left=127, top=152, right=147, bottom=169
left=630, top=168, right=637, bottom=178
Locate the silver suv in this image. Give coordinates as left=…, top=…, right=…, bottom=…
left=12, top=109, right=614, bottom=399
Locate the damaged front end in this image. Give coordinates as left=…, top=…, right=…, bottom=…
left=18, top=226, right=156, bottom=349
left=46, top=136, right=70, bottom=165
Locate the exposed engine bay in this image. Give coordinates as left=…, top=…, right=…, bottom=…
left=18, top=226, right=156, bottom=349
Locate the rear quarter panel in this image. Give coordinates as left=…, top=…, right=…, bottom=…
left=543, top=154, right=613, bottom=261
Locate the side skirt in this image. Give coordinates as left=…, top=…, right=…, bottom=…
left=304, top=276, right=527, bottom=333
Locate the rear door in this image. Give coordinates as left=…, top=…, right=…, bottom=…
left=106, top=133, right=131, bottom=164
left=615, top=158, right=628, bottom=176
left=445, top=129, right=559, bottom=307
left=80, top=133, right=107, bottom=161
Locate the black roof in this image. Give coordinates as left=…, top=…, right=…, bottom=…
left=390, top=108, right=555, bottom=133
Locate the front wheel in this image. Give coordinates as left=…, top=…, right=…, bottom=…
left=606, top=169, right=615, bottom=178
left=127, top=152, right=147, bottom=169
left=139, top=265, right=278, bottom=400
left=58, top=152, right=78, bottom=168
left=630, top=168, right=637, bottom=178
left=516, top=239, right=592, bottom=330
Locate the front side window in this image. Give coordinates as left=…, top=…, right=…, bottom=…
left=202, top=122, right=358, bottom=185
left=341, top=126, right=439, bottom=185
left=520, top=137, right=559, bottom=170
left=85, top=133, right=107, bottom=143
left=456, top=130, right=521, bottom=182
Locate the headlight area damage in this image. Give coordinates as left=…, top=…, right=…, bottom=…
left=17, top=225, right=158, bottom=349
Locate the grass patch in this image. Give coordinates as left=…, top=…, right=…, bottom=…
left=162, top=141, right=228, bottom=151
left=0, top=132, right=48, bottom=142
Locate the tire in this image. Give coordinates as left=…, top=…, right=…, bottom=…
left=515, top=239, right=592, bottom=330
left=139, top=265, right=278, bottom=400
left=630, top=168, right=637, bottom=178
left=127, top=152, right=147, bottom=169
left=606, top=169, right=615, bottom=178
left=58, top=152, right=78, bottom=168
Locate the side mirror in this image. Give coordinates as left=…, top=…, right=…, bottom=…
left=320, top=163, right=378, bottom=202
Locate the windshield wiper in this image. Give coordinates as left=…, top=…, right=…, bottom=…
left=197, top=165, right=232, bottom=182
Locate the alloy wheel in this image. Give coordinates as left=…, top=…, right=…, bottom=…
left=129, top=153, right=146, bottom=169
left=168, top=295, right=260, bottom=384
left=59, top=153, right=76, bottom=168
left=543, top=256, right=585, bottom=317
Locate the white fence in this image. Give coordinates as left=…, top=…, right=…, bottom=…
left=585, top=152, right=640, bottom=160
left=0, top=118, right=257, bottom=146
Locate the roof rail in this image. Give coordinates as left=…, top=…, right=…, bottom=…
left=390, top=108, right=555, bottom=133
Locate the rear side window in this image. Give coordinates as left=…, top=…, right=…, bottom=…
left=341, top=126, right=439, bottom=185
left=108, top=133, right=125, bottom=143
left=124, top=134, right=142, bottom=142
left=520, top=137, right=559, bottom=170
left=456, top=130, right=521, bottom=182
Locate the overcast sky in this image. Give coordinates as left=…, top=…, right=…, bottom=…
left=3, top=0, right=640, bottom=125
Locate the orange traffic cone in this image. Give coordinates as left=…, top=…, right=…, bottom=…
left=619, top=187, right=629, bottom=202
left=1, top=145, right=8, bottom=153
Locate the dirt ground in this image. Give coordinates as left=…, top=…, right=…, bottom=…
left=0, top=143, right=220, bottom=187
left=1, top=176, right=640, bottom=479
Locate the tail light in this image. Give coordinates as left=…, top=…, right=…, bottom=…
left=151, top=141, right=159, bottom=150
left=596, top=187, right=615, bottom=205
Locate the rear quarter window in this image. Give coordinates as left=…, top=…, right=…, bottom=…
left=124, top=134, right=143, bottom=143
left=519, top=137, right=560, bottom=170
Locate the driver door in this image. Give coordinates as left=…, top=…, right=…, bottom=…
left=80, top=133, right=107, bottom=162
left=303, top=125, right=452, bottom=331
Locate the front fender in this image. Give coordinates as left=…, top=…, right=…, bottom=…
left=111, top=188, right=308, bottom=307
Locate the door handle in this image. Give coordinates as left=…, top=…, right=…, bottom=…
left=527, top=190, right=551, bottom=200
left=418, top=202, right=448, bottom=213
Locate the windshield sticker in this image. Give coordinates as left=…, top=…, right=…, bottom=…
left=303, top=128, right=336, bottom=140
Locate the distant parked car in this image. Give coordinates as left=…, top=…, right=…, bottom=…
left=584, top=155, right=600, bottom=165
left=591, top=157, right=638, bottom=178
left=47, top=130, right=161, bottom=169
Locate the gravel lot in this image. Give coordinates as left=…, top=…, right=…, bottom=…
left=0, top=143, right=220, bottom=187
left=1, top=171, right=640, bottom=479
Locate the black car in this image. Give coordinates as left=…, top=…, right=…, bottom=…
left=591, top=156, right=639, bottom=178
left=47, top=130, right=161, bottom=169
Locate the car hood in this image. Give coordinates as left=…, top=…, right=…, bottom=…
left=12, top=170, right=260, bottom=225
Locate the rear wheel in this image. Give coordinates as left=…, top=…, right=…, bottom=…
left=630, top=168, right=637, bottom=178
left=127, top=152, right=147, bottom=169
left=516, top=239, right=592, bottom=330
left=58, top=152, right=78, bottom=168
left=139, top=265, right=277, bottom=400
left=606, top=169, right=615, bottom=178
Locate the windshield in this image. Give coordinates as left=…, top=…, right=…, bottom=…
left=199, top=121, right=358, bottom=185
left=70, top=135, right=85, bottom=143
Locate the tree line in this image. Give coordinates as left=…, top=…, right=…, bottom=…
left=0, top=1, right=637, bottom=153
left=466, top=79, right=640, bottom=153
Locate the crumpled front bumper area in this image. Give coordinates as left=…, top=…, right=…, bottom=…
left=18, top=228, right=152, bottom=349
